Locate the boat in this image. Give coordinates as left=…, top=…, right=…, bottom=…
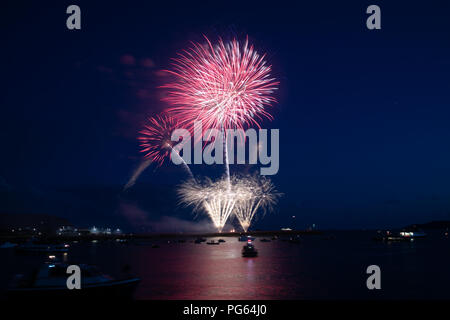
left=206, top=240, right=220, bottom=245
left=238, top=235, right=255, bottom=242
left=374, top=229, right=427, bottom=242
left=194, top=237, right=207, bottom=243
left=194, top=237, right=206, bottom=244
left=260, top=238, right=271, bottom=242
left=16, top=242, right=70, bottom=253
left=0, top=242, right=17, bottom=248
left=399, top=229, right=427, bottom=239
left=242, top=241, right=258, bottom=257
left=218, top=239, right=226, bottom=243
left=289, top=236, right=301, bottom=244
left=8, top=262, right=140, bottom=299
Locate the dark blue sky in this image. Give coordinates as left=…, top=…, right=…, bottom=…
left=1, top=1, right=450, bottom=230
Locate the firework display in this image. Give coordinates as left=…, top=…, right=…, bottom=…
left=137, top=114, right=194, bottom=179
left=128, top=36, right=281, bottom=232
left=177, top=176, right=237, bottom=232
left=162, top=37, right=279, bottom=132
left=138, top=113, right=181, bottom=166
left=233, top=174, right=281, bottom=232
left=178, top=174, right=280, bottom=232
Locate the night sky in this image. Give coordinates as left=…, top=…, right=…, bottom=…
left=1, top=1, right=450, bottom=231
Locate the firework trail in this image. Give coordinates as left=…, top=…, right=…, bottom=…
left=222, top=125, right=231, bottom=189
left=163, top=37, right=279, bottom=186
left=138, top=114, right=194, bottom=180
left=233, top=174, right=281, bottom=232
left=123, top=159, right=152, bottom=191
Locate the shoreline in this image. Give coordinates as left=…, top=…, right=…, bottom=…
left=0, top=230, right=323, bottom=242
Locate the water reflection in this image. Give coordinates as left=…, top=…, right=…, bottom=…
left=1, top=232, right=450, bottom=299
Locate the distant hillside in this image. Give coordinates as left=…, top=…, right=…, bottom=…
left=0, top=213, right=72, bottom=232
left=406, top=221, right=450, bottom=230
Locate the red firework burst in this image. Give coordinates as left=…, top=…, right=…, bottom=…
left=162, top=37, right=279, bottom=131
left=138, top=114, right=180, bottom=166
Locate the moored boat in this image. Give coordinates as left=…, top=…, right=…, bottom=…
left=399, top=230, right=427, bottom=239
left=289, top=236, right=301, bottom=244
left=238, top=235, right=255, bottom=242
left=194, top=237, right=207, bottom=244
left=374, top=229, right=427, bottom=242
left=8, top=262, right=140, bottom=299
left=242, top=241, right=258, bottom=257
left=16, top=241, right=69, bottom=253
left=0, top=242, right=17, bottom=249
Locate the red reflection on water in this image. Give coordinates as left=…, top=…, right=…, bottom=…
left=132, top=238, right=298, bottom=299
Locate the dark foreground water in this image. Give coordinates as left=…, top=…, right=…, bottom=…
left=1, top=231, right=450, bottom=299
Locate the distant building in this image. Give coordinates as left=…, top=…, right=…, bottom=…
left=10, top=227, right=41, bottom=236
left=55, top=226, right=123, bottom=236
left=56, top=226, right=78, bottom=236
left=90, top=226, right=99, bottom=234
left=89, top=226, right=123, bottom=235
left=77, top=229, right=91, bottom=236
